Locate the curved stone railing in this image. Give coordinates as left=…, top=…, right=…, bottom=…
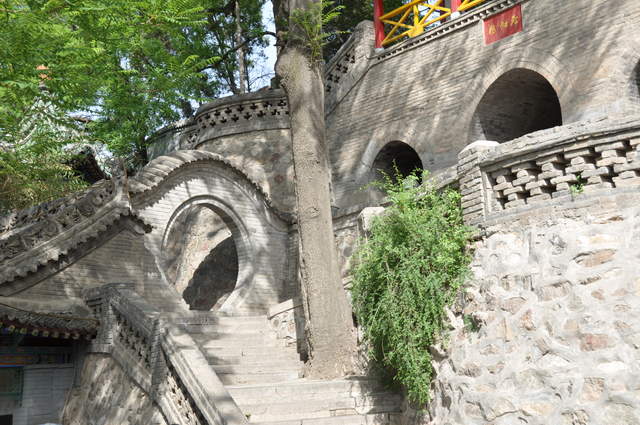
left=457, top=116, right=640, bottom=225
left=324, top=21, right=375, bottom=113
left=146, top=90, right=290, bottom=160
left=190, top=90, right=289, bottom=148
left=85, top=284, right=248, bottom=425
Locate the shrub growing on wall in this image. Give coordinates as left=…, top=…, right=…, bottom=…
left=351, top=171, right=472, bottom=405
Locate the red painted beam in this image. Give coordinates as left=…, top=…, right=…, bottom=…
left=374, top=0, right=385, bottom=48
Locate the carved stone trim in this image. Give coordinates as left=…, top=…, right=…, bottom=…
left=129, top=150, right=294, bottom=223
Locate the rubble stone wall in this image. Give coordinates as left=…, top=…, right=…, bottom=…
left=411, top=192, right=640, bottom=425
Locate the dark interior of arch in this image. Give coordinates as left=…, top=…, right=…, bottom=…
left=372, top=141, right=423, bottom=182
left=183, top=236, right=238, bottom=311
left=471, top=68, right=562, bottom=143
left=164, top=205, right=239, bottom=311
left=634, top=61, right=640, bottom=102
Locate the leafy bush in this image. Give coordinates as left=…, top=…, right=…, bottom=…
left=351, top=171, right=472, bottom=405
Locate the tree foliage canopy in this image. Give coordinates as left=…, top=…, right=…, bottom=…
left=0, top=0, right=269, bottom=211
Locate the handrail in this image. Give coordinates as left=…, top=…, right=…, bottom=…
left=85, top=284, right=248, bottom=425
left=379, top=0, right=488, bottom=46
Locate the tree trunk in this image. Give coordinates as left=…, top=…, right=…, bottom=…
left=235, top=0, right=247, bottom=94
left=275, top=0, right=356, bottom=379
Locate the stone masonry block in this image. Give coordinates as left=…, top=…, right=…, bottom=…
left=538, top=169, right=564, bottom=180
left=551, top=174, right=578, bottom=184
left=594, top=141, right=628, bottom=152
left=536, top=153, right=564, bottom=166
left=493, top=181, right=514, bottom=192
left=586, top=176, right=611, bottom=185
left=566, top=163, right=596, bottom=174
left=564, top=148, right=594, bottom=159
left=581, top=167, right=612, bottom=178
left=617, top=170, right=639, bottom=179
left=596, top=157, right=627, bottom=167
left=525, top=180, right=549, bottom=191
left=503, top=186, right=525, bottom=196
left=613, top=177, right=640, bottom=188
left=583, top=181, right=614, bottom=192
left=613, top=161, right=640, bottom=173
left=570, top=156, right=587, bottom=166
left=512, top=175, right=536, bottom=186
left=599, top=149, right=626, bottom=159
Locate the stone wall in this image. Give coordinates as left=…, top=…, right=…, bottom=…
left=388, top=118, right=640, bottom=424
left=63, top=354, right=167, bottom=425
left=326, top=0, right=640, bottom=210
left=410, top=192, right=640, bottom=425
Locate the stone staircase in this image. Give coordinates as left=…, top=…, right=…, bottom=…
left=184, top=315, right=403, bottom=424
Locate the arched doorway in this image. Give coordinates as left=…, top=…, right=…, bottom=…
left=369, top=141, right=423, bottom=202
left=163, top=205, right=239, bottom=311
left=371, top=141, right=423, bottom=181
left=470, top=68, right=562, bottom=143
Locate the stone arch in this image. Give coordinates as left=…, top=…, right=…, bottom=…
left=469, top=68, right=562, bottom=143
left=162, top=201, right=241, bottom=311
left=371, top=141, right=423, bottom=181
left=367, top=141, right=423, bottom=204
left=131, top=151, right=291, bottom=315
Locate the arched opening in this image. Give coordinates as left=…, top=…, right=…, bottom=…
left=371, top=141, right=423, bottom=181
left=470, top=68, right=562, bottom=143
left=163, top=205, right=239, bottom=311
left=369, top=141, right=423, bottom=203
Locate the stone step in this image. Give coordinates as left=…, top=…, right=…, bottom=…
left=236, top=392, right=402, bottom=421
left=217, top=370, right=302, bottom=385
left=227, top=379, right=387, bottom=402
left=212, top=362, right=303, bottom=376
left=198, top=345, right=296, bottom=358
left=203, top=350, right=301, bottom=366
left=184, top=322, right=271, bottom=334
left=188, top=330, right=275, bottom=344
left=195, top=338, right=285, bottom=349
left=251, top=413, right=400, bottom=425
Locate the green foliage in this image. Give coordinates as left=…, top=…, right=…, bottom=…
left=0, top=0, right=271, bottom=211
left=289, top=1, right=344, bottom=62
left=0, top=142, right=88, bottom=213
left=570, top=173, right=585, bottom=197
left=463, top=314, right=481, bottom=333
left=351, top=170, right=472, bottom=406
left=0, top=0, right=269, bottom=168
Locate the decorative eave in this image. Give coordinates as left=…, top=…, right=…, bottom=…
left=0, top=178, right=151, bottom=287
left=129, top=150, right=295, bottom=223
left=0, top=302, right=98, bottom=340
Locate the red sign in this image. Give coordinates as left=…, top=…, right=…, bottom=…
left=483, top=5, right=523, bottom=45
